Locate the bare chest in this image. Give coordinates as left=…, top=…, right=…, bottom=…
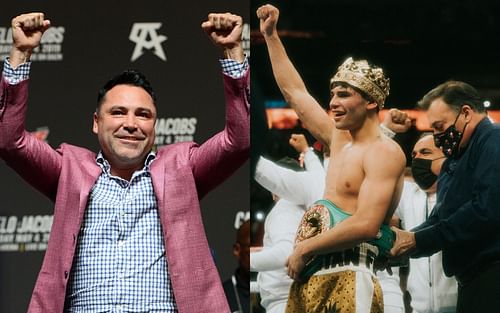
left=324, top=146, right=365, bottom=203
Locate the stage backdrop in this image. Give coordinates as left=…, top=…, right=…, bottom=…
left=0, top=1, right=249, bottom=312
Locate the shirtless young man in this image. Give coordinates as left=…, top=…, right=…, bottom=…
left=257, top=4, right=406, bottom=313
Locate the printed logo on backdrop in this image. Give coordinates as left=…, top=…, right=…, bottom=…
left=0, top=215, right=53, bottom=252
left=242, top=23, right=250, bottom=57
left=129, top=23, right=168, bottom=62
left=154, top=117, right=197, bottom=147
left=234, top=211, right=250, bottom=229
left=0, top=26, right=65, bottom=61
left=0, top=126, right=53, bottom=253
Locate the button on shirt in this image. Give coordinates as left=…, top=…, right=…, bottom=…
left=64, top=152, right=178, bottom=313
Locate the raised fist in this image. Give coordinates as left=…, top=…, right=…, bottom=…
left=9, top=12, right=50, bottom=67
left=11, top=12, right=51, bottom=52
left=201, top=13, right=243, bottom=50
left=256, top=4, right=279, bottom=37
left=382, top=108, right=412, bottom=133
left=289, top=134, right=309, bottom=153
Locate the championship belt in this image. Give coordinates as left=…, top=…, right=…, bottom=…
left=295, top=199, right=395, bottom=280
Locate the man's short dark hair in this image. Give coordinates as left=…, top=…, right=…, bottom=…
left=417, top=80, right=485, bottom=113
left=96, top=69, right=156, bottom=113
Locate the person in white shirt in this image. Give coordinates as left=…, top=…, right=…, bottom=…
left=396, top=134, right=458, bottom=313
left=255, top=134, right=326, bottom=208
left=251, top=156, right=308, bottom=313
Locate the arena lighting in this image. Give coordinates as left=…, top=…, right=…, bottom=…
left=264, top=107, right=500, bottom=130
left=254, top=211, right=266, bottom=222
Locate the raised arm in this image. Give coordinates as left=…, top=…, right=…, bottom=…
left=255, top=156, right=323, bottom=206
left=0, top=13, right=61, bottom=201
left=289, top=133, right=324, bottom=173
left=190, top=13, right=249, bottom=198
left=257, top=4, right=333, bottom=146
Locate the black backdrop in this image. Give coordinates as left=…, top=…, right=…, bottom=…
left=0, top=1, right=249, bottom=312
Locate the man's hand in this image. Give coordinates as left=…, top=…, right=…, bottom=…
left=286, top=241, right=310, bottom=282
left=390, top=226, right=417, bottom=257
left=289, top=134, right=309, bottom=153
left=10, top=12, right=51, bottom=68
left=382, top=108, right=412, bottom=133
left=256, top=4, right=279, bottom=38
left=201, top=13, right=244, bottom=62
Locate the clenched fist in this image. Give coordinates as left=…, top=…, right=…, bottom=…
left=382, top=108, right=412, bottom=134
left=289, top=134, right=309, bottom=153
left=10, top=12, right=51, bottom=67
left=201, top=13, right=244, bottom=62
left=256, top=4, right=279, bottom=37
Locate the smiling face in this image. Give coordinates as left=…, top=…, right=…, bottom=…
left=329, top=84, right=376, bottom=130
left=93, top=84, right=156, bottom=174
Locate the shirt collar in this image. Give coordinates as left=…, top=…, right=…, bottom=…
left=96, top=151, right=157, bottom=174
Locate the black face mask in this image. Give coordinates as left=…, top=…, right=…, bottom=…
left=433, top=110, right=468, bottom=159
left=411, top=158, right=438, bottom=190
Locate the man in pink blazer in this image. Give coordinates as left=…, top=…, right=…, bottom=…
left=0, top=12, right=249, bottom=313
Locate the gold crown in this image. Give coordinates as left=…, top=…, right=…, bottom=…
left=330, top=57, right=390, bottom=108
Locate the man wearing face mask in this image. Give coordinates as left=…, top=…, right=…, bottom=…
left=390, top=81, right=500, bottom=313
left=395, top=134, right=457, bottom=313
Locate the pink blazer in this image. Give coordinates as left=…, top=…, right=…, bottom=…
left=0, top=69, right=249, bottom=313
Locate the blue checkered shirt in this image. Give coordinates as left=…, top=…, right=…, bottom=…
left=220, top=57, right=248, bottom=79
left=64, top=152, right=178, bottom=313
left=2, top=59, right=31, bottom=84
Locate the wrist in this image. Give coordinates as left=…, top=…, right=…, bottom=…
left=223, top=45, right=244, bottom=63
left=302, top=146, right=312, bottom=154
left=410, top=232, right=417, bottom=249
left=263, top=29, right=279, bottom=41
left=296, top=241, right=312, bottom=259
left=379, top=123, right=396, bottom=139
left=403, top=232, right=417, bottom=254
left=9, top=48, right=32, bottom=69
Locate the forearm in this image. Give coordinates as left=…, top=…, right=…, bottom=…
left=263, top=34, right=332, bottom=145
left=191, top=70, right=249, bottom=197
left=9, top=47, right=32, bottom=69
left=251, top=241, right=293, bottom=272
left=414, top=200, right=493, bottom=257
left=411, top=211, right=439, bottom=233
left=254, top=157, right=310, bottom=205
left=300, top=216, right=378, bottom=258
left=264, top=35, right=307, bottom=103
left=0, top=77, right=61, bottom=200
left=303, top=149, right=324, bottom=173
left=222, top=69, right=250, bottom=150
left=0, top=77, right=29, bottom=149
left=223, top=45, right=245, bottom=63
